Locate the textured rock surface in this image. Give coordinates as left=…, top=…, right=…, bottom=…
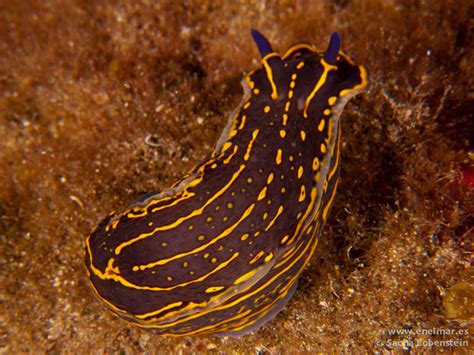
left=1, top=0, right=472, bottom=352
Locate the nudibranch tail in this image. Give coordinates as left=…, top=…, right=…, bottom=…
left=86, top=28, right=367, bottom=337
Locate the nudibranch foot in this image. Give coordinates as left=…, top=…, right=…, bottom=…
left=214, top=281, right=298, bottom=338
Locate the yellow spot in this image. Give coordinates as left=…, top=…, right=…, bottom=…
left=203, top=253, right=209, bottom=259
left=285, top=101, right=290, bottom=112
left=188, top=177, right=203, bottom=188
left=222, top=142, right=232, bottom=153
left=223, top=145, right=238, bottom=165
left=318, top=119, right=326, bottom=131
left=267, top=173, right=274, bottom=184
left=290, top=81, right=295, bottom=88
left=229, top=129, right=238, bottom=138
left=297, top=166, right=304, bottom=179
left=148, top=221, right=153, bottom=227
left=188, top=225, right=194, bottom=230
left=281, top=187, right=286, bottom=193
left=264, top=105, right=271, bottom=113
left=291, top=73, right=297, bottom=80
left=205, top=286, right=225, bottom=293
left=321, top=143, right=327, bottom=153
left=297, top=62, right=304, bottom=69
left=312, top=157, right=320, bottom=171
left=111, top=219, right=119, bottom=230
left=279, top=130, right=286, bottom=138
left=280, top=234, right=289, bottom=244
left=246, top=77, right=255, bottom=89
left=339, top=87, right=353, bottom=97
left=282, top=113, right=288, bottom=125
left=183, top=261, right=189, bottom=267
left=189, top=271, right=195, bottom=275
left=167, top=276, right=173, bottom=281
left=249, top=251, right=265, bottom=265
left=198, top=235, right=205, bottom=241
left=328, top=96, right=337, bottom=105
left=276, top=149, right=283, bottom=165
left=300, top=130, right=306, bottom=141
left=161, top=242, right=168, bottom=247
left=223, top=216, right=228, bottom=222
left=211, top=257, right=217, bottom=263
left=264, top=205, right=283, bottom=232
left=288, top=90, right=294, bottom=99
left=132, top=266, right=139, bottom=271
left=244, top=129, right=259, bottom=161
left=206, top=216, right=213, bottom=222
left=324, top=109, right=331, bottom=116
left=244, top=101, right=251, bottom=109
left=247, top=177, right=253, bottom=183
left=227, top=202, right=233, bottom=209
left=241, top=233, right=250, bottom=241
left=264, top=253, right=274, bottom=262
left=263, top=212, right=268, bottom=220
left=234, top=269, right=258, bottom=284
left=253, top=88, right=260, bottom=95
left=238, top=115, right=247, bottom=130
left=258, top=186, right=267, bottom=201
left=298, top=185, right=306, bottom=202
left=254, top=231, right=260, bottom=237
left=215, top=206, right=221, bottom=211
left=211, top=163, right=218, bottom=169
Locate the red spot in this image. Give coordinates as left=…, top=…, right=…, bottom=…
left=461, top=165, right=474, bottom=187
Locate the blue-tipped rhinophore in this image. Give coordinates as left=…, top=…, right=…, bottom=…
left=250, top=29, right=274, bottom=58
left=324, top=32, right=341, bottom=64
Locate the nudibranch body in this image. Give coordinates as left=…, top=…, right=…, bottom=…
left=85, top=29, right=367, bottom=337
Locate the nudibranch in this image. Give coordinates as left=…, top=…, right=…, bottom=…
left=85, top=29, right=367, bottom=337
